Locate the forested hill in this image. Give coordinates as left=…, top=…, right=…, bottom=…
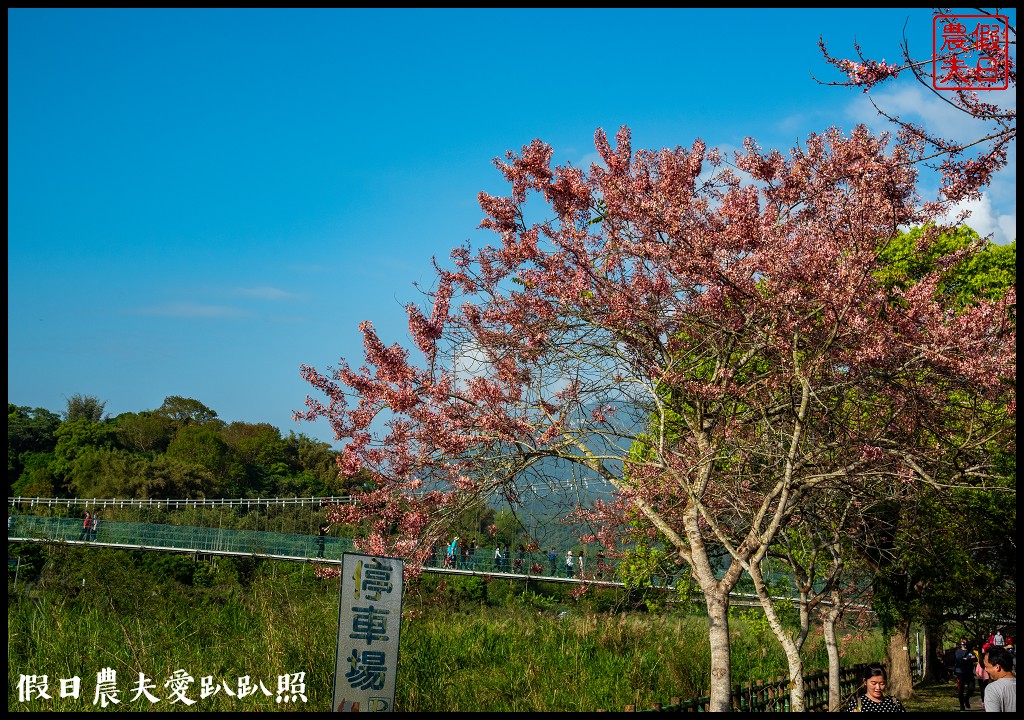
left=7, top=395, right=362, bottom=501
left=9, top=394, right=638, bottom=506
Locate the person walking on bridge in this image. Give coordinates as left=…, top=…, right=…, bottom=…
left=79, top=511, right=91, bottom=541
left=468, top=537, right=478, bottom=570
left=450, top=536, right=462, bottom=569
left=89, top=512, right=99, bottom=542
left=317, top=524, right=329, bottom=558
left=512, top=544, right=525, bottom=573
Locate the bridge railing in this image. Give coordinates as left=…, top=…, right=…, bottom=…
left=8, top=515, right=357, bottom=560
left=8, top=495, right=356, bottom=510
left=7, top=516, right=631, bottom=581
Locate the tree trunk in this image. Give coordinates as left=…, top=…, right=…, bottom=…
left=918, top=610, right=944, bottom=682
left=748, top=561, right=805, bottom=711
left=923, top=623, right=944, bottom=682
left=705, top=589, right=733, bottom=712
left=823, top=588, right=844, bottom=711
left=885, top=625, right=915, bottom=700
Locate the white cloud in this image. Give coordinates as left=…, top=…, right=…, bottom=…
left=840, top=79, right=1015, bottom=148
left=130, top=302, right=246, bottom=318
left=941, top=193, right=1017, bottom=245
left=452, top=340, right=489, bottom=382
left=576, top=151, right=604, bottom=170
left=234, top=286, right=295, bottom=300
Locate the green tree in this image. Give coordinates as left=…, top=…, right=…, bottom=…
left=155, top=396, right=220, bottom=426
left=165, top=424, right=243, bottom=496
left=220, top=422, right=290, bottom=495
left=65, top=446, right=139, bottom=498
left=62, top=393, right=108, bottom=423
left=7, top=404, right=61, bottom=494
left=222, top=422, right=288, bottom=467
left=285, top=432, right=342, bottom=491
left=112, top=411, right=176, bottom=454
left=68, top=444, right=223, bottom=499
left=11, top=451, right=60, bottom=497
left=52, top=418, right=120, bottom=491
left=876, top=226, right=1016, bottom=311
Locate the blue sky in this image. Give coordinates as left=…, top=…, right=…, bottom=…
left=8, top=8, right=1016, bottom=446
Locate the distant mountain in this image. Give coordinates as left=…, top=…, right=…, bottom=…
left=485, top=399, right=649, bottom=546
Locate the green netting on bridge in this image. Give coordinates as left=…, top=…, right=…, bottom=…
left=8, top=515, right=817, bottom=599
left=8, top=515, right=356, bottom=561
left=7, top=515, right=622, bottom=581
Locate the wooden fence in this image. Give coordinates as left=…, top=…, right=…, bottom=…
left=605, top=663, right=869, bottom=712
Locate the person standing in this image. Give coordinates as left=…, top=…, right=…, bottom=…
left=955, top=638, right=979, bottom=710
left=841, top=664, right=906, bottom=712
left=316, top=524, right=328, bottom=558
left=512, top=544, right=525, bottom=573
left=89, top=512, right=99, bottom=542
left=577, top=548, right=586, bottom=576
left=565, top=550, right=574, bottom=578
left=494, top=544, right=505, bottom=573
left=547, top=548, right=558, bottom=576
left=79, top=511, right=92, bottom=541
left=983, top=646, right=1016, bottom=712
left=978, top=642, right=993, bottom=707
left=993, top=629, right=1005, bottom=647
left=468, top=537, right=478, bottom=570
left=450, top=536, right=462, bottom=569
left=459, top=537, right=469, bottom=569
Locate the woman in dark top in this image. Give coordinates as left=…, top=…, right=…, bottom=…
left=843, top=664, right=906, bottom=712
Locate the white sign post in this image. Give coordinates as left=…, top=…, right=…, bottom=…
left=333, top=553, right=404, bottom=712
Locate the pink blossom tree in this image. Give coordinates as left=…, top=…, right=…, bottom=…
left=298, top=125, right=1014, bottom=711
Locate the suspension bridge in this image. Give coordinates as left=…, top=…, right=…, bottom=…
left=6, top=495, right=626, bottom=586
left=7, top=496, right=816, bottom=610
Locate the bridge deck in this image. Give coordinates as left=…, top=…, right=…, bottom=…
left=6, top=515, right=624, bottom=586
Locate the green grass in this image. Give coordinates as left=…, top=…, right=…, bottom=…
left=8, top=546, right=888, bottom=712
left=902, top=680, right=971, bottom=713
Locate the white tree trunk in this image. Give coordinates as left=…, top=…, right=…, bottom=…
left=823, top=589, right=843, bottom=711
left=704, top=589, right=734, bottom=712
left=748, top=561, right=805, bottom=711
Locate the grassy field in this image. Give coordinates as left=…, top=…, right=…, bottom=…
left=9, top=545, right=892, bottom=711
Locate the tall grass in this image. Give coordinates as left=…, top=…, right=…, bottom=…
left=399, top=608, right=716, bottom=711
left=8, top=546, right=885, bottom=711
